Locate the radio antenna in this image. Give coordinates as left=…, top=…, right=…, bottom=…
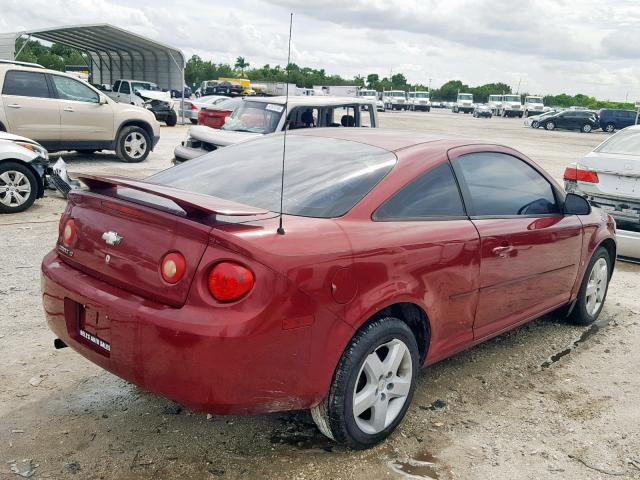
left=277, top=13, right=293, bottom=235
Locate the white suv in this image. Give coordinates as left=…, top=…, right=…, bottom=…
left=0, top=61, right=160, bottom=162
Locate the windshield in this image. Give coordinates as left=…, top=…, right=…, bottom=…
left=526, top=97, right=543, bottom=104
left=359, top=90, right=376, bottom=97
left=458, top=94, right=473, bottom=101
left=222, top=101, right=284, bottom=134
left=387, top=91, right=405, bottom=97
left=503, top=95, right=520, bottom=102
left=489, top=96, right=502, bottom=102
left=131, top=82, right=159, bottom=92
left=150, top=135, right=396, bottom=218
left=595, top=129, right=640, bottom=156
left=415, top=92, right=429, bottom=98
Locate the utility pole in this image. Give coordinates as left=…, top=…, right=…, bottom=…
left=428, top=78, right=432, bottom=93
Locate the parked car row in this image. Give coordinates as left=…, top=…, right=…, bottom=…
left=525, top=108, right=638, bottom=133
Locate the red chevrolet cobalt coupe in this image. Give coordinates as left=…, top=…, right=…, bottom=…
left=42, top=129, right=616, bottom=449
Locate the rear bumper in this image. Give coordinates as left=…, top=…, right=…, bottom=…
left=173, top=144, right=210, bottom=163
left=618, top=229, right=640, bottom=260
left=566, top=183, right=640, bottom=226
left=41, top=250, right=334, bottom=414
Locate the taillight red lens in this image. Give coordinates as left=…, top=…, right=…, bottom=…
left=190, top=103, right=197, bottom=110
left=563, top=166, right=599, bottom=183
left=161, top=252, right=186, bottom=284
left=208, top=262, right=255, bottom=302
left=62, top=219, right=76, bottom=246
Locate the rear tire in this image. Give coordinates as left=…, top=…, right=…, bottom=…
left=0, top=161, right=37, bottom=214
left=311, top=317, right=419, bottom=449
left=116, top=126, right=151, bottom=163
left=567, top=247, right=611, bottom=326
left=190, top=119, right=198, bottom=125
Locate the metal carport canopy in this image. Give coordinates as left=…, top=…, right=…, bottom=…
left=3, top=24, right=185, bottom=92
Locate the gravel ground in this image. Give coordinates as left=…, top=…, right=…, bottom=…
left=1, top=109, right=639, bottom=480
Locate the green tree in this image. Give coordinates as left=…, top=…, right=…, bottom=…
left=234, top=56, right=250, bottom=76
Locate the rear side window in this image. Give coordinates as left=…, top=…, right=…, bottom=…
left=596, top=129, right=640, bottom=155
left=453, top=152, right=559, bottom=216
left=113, top=80, right=121, bottom=92
left=374, top=162, right=466, bottom=220
left=2, top=70, right=50, bottom=98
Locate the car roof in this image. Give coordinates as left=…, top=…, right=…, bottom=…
left=288, top=128, right=465, bottom=152
left=245, top=96, right=375, bottom=106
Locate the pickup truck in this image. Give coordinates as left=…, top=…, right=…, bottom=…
left=108, top=80, right=177, bottom=126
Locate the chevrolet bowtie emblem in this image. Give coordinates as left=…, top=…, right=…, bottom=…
left=102, top=231, right=123, bottom=246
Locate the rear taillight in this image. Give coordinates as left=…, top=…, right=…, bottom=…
left=208, top=262, right=255, bottom=302
left=190, top=103, right=197, bottom=110
left=161, top=252, right=186, bottom=284
left=563, top=166, right=599, bottom=183
left=62, top=219, right=76, bottom=246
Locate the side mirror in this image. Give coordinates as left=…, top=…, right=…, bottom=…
left=564, top=193, right=591, bottom=215
left=99, top=96, right=108, bottom=105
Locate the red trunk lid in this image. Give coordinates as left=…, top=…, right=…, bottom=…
left=60, top=192, right=212, bottom=307
left=198, top=109, right=231, bottom=129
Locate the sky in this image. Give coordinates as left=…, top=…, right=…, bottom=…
left=1, top=0, right=639, bottom=101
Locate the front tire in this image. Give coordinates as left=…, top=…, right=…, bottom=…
left=568, top=247, right=611, bottom=325
left=116, top=126, right=151, bottom=163
left=604, top=123, right=615, bottom=133
left=0, top=161, right=37, bottom=214
left=545, top=121, right=556, bottom=131
left=581, top=123, right=593, bottom=133
left=165, top=110, right=178, bottom=127
left=311, top=317, right=419, bottom=449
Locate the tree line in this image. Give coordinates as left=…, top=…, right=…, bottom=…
left=13, top=40, right=636, bottom=111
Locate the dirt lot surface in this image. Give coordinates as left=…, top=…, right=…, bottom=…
left=2, top=110, right=639, bottom=479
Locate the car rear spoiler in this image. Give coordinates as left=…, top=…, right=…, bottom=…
left=75, top=174, right=269, bottom=216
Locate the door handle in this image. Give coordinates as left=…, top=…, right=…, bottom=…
left=7, top=104, right=21, bottom=109
left=492, top=245, right=514, bottom=257
left=63, top=107, right=75, bottom=112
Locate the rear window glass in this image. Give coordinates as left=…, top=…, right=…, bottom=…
left=2, top=70, right=50, bottom=98
left=596, top=129, right=640, bottom=155
left=150, top=135, right=396, bottom=218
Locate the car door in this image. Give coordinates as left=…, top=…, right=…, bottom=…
left=370, top=161, right=480, bottom=361
left=449, top=147, right=583, bottom=340
left=117, top=81, right=131, bottom=103
left=556, top=112, right=573, bottom=129
left=0, top=69, right=60, bottom=145
left=50, top=74, right=114, bottom=144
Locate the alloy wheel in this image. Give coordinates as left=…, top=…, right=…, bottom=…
left=0, top=170, right=31, bottom=208
left=585, top=257, right=608, bottom=316
left=124, top=132, right=147, bottom=159
left=352, top=338, right=413, bottom=435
